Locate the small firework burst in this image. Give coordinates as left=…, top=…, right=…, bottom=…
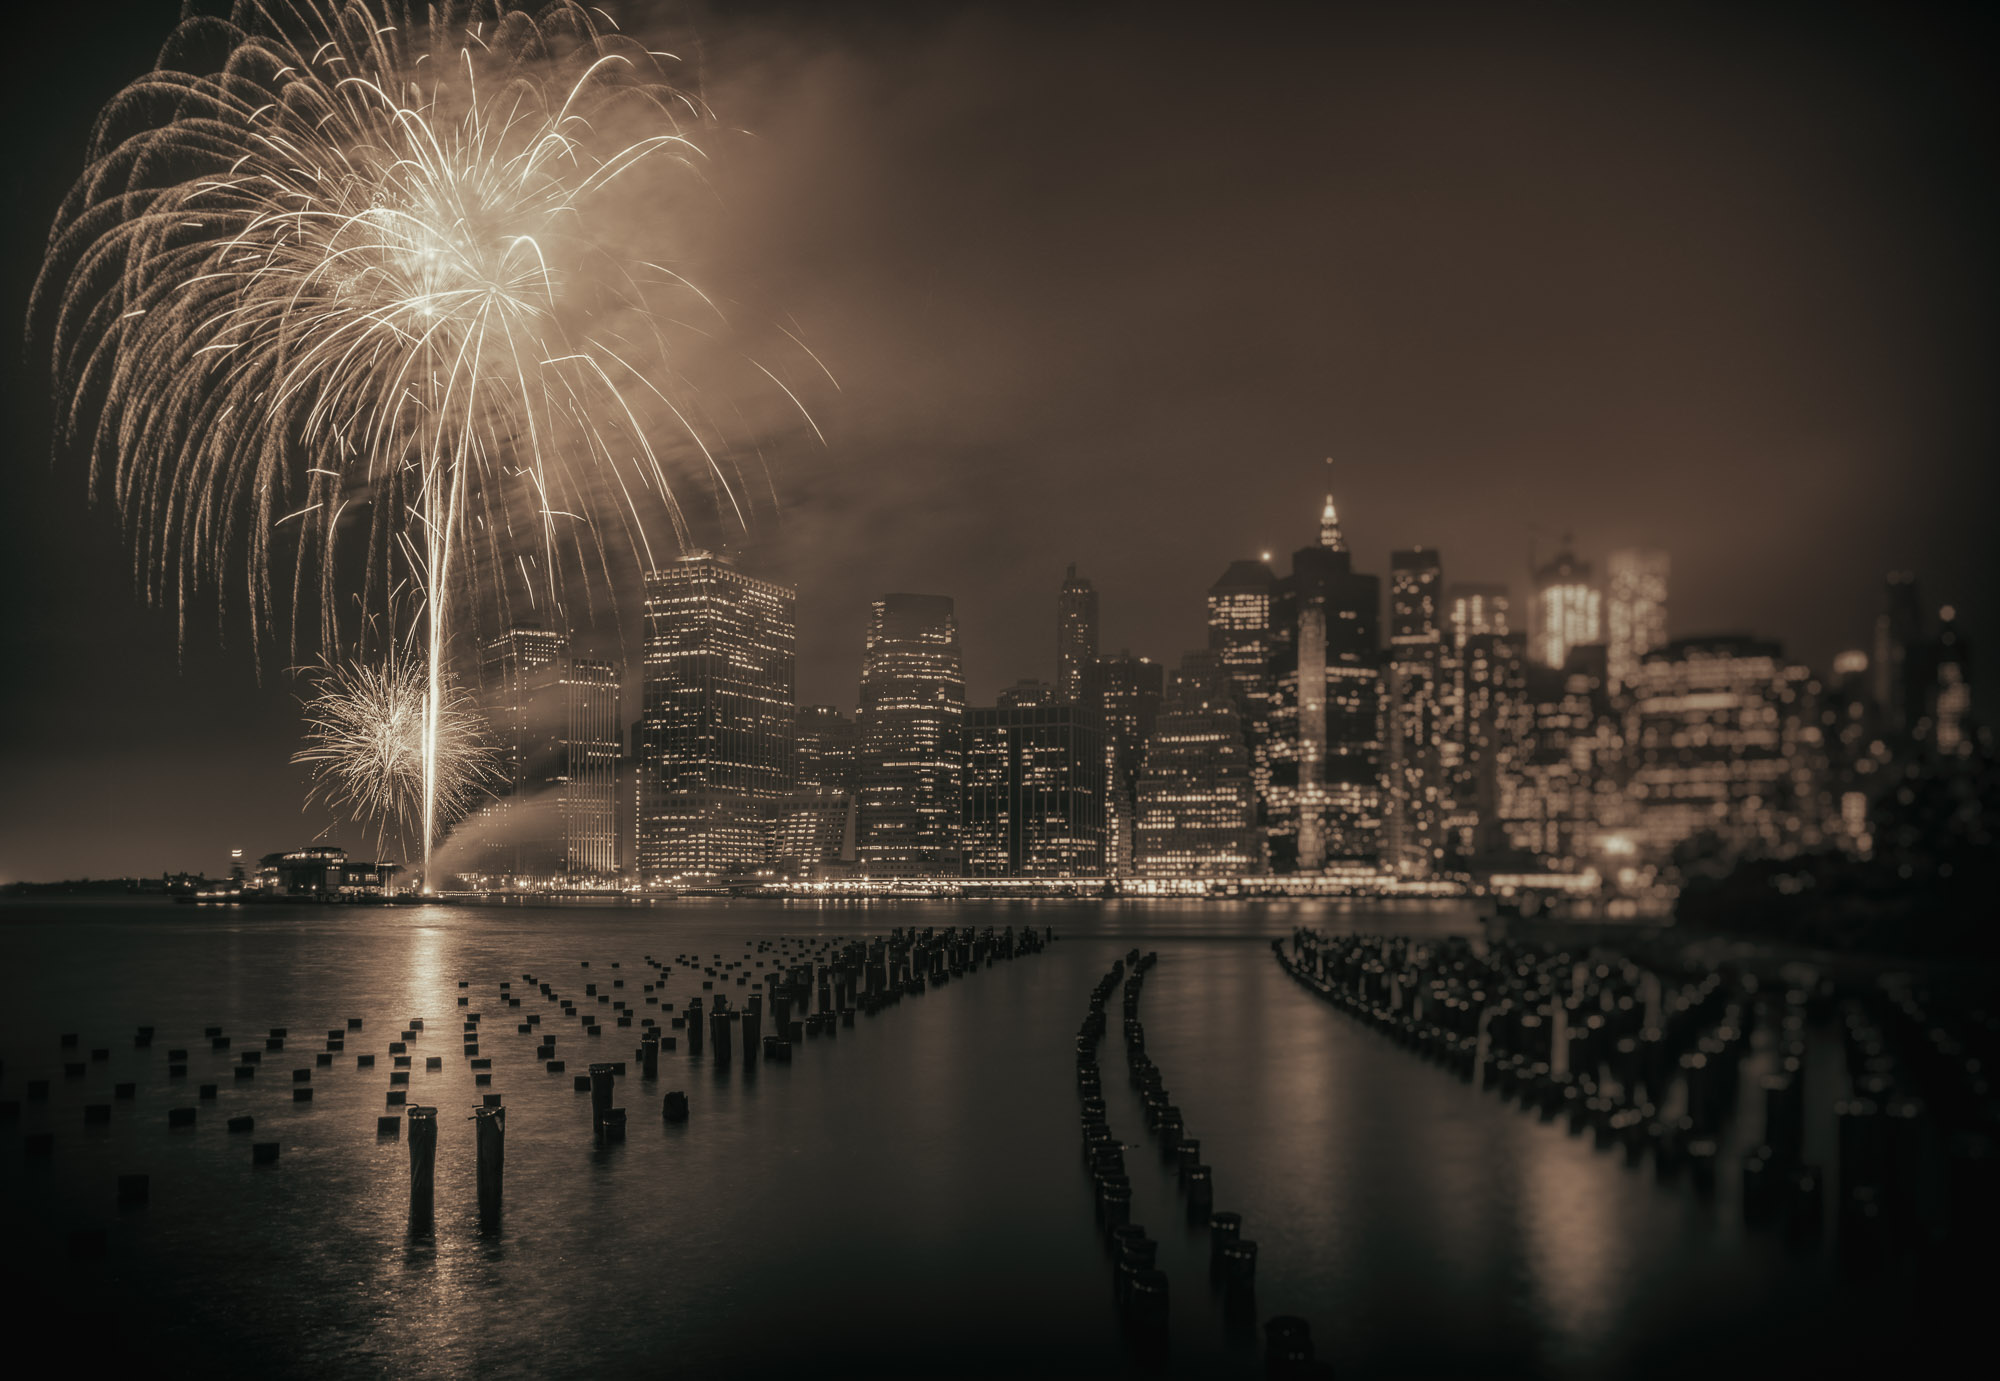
left=293, top=654, right=498, bottom=857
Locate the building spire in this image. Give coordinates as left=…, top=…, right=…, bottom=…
left=1319, top=456, right=1345, bottom=552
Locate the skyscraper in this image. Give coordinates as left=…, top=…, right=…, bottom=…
left=1606, top=548, right=1670, bottom=690
left=480, top=627, right=567, bottom=866
left=1385, top=549, right=1446, bottom=876
left=855, top=594, right=966, bottom=876
left=1911, top=606, right=1974, bottom=757
left=1531, top=545, right=1601, bottom=669
left=1056, top=564, right=1099, bottom=704
left=1447, top=583, right=1512, bottom=648
left=963, top=702, right=1104, bottom=876
left=1448, top=628, right=1526, bottom=864
left=475, top=627, right=623, bottom=881
left=1625, top=636, right=1829, bottom=865
left=1083, top=651, right=1164, bottom=876
left=794, top=706, right=858, bottom=795
left=559, top=659, right=623, bottom=878
left=1266, top=489, right=1382, bottom=873
left=634, top=554, right=796, bottom=884
left=1133, top=650, right=1261, bottom=877
left=1389, top=549, right=1443, bottom=648
left=1873, top=572, right=1923, bottom=736
left=781, top=705, right=859, bottom=877
left=998, top=678, right=1059, bottom=708
left=1441, top=582, right=1512, bottom=864
left=1498, top=644, right=1623, bottom=872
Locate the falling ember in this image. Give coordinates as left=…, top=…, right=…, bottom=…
left=32, top=1, right=812, bottom=886
left=292, top=654, right=499, bottom=862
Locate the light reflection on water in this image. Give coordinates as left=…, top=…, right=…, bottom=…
left=0, top=899, right=1882, bottom=1377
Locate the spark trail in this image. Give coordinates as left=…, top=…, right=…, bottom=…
left=35, top=1, right=804, bottom=885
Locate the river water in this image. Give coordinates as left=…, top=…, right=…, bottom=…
left=0, top=899, right=1907, bottom=1377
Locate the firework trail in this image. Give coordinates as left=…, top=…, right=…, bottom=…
left=35, top=0, right=814, bottom=885
left=294, top=651, right=499, bottom=861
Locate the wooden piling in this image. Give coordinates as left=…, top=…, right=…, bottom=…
left=590, top=1063, right=615, bottom=1140
left=408, top=1106, right=438, bottom=1230
left=475, top=1105, right=504, bottom=1225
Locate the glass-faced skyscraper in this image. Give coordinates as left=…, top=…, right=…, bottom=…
left=963, top=702, right=1104, bottom=876
left=1385, top=548, right=1446, bottom=877
left=855, top=594, right=966, bottom=876
left=794, top=705, right=858, bottom=795
left=1531, top=545, right=1601, bottom=668
left=1133, top=650, right=1260, bottom=877
left=1206, top=557, right=1280, bottom=804
left=476, top=627, right=622, bottom=882
left=1266, top=489, right=1382, bottom=872
left=1625, top=637, right=1828, bottom=864
left=1084, top=651, right=1164, bottom=876
left=1606, top=548, right=1670, bottom=692
left=634, top=553, right=796, bottom=884
left=1056, top=564, right=1099, bottom=704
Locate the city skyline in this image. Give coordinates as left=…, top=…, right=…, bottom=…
left=0, top=473, right=1979, bottom=882
left=20, top=477, right=1961, bottom=896
left=1, top=0, right=1993, bottom=881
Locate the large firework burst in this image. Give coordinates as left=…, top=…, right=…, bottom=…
left=35, top=1, right=812, bottom=882
left=294, top=653, right=499, bottom=857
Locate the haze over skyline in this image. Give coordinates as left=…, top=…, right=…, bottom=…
left=2, top=0, right=1992, bottom=880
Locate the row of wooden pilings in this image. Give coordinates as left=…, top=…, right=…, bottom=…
left=6, top=922, right=1058, bottom=1254
left=1276, top=927, right=1998, bottom=1275
left=1076, top=948, right=1327, bottom=1377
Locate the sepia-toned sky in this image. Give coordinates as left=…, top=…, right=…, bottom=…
left=1, top=0, right=1992, bottom=879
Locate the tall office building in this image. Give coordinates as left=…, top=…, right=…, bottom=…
left=998, top=679, right=1059, bottom=708
left=794, top=705, right=858, bottom=795
left=1133, top=650, right=1261, bottom=877
left=1265, top=489, right=1382, bottom=873
left=781, top=705, right=858, bottom=876
left=1389, top=549, right=1443, bottom=647
left=1606, top=549, right=1670, bottom=691
left=1447, top=584, right=1511, bottom=647
left=634, top=554, right=796, bottom=884
left=475, top=627, right=623, bottom=881
left=1084, top=651, right=1164, bottom=876
left=1448, top=629, right=1527, bottom=864
left=1206, top=557, right=1281, bottom=803
left=1384, top=548, right=1447, bottom=876
left=855, top=594, right=966, bottom=876
left=559, top=659, right=623, bottom=877
left=1498, top=644, right=1623, bottom=872
left=1531, top=545, right=1601, bottom=669
left=1440, top=582, right=1512, bottom=863
left=1912, top=606, right=1974, bottom=757
left=1625, top=636, right=1829, bottom=864
left=768, top=793, right=855, bottom=876
left=1056, top=564, right=1100, bottom=704
left=963, top=703, right=1104, bottom=876
left=1873, top=572, right=1923, bottom=736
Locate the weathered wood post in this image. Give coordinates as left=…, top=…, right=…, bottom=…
left=475, top=1105, right=504, bottom=1226
left=590, top=1063, right=615, bottom=1141
left=408, top=1106, right=438, bottom=1231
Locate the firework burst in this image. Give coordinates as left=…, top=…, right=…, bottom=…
left=36, top=1, right=818, bottom=883
left=294, top=653, right=499, bottom=859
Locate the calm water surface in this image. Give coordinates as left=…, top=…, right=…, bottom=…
left=0, top=900, right=1895, bottom=1377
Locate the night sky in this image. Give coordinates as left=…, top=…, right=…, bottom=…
left=2, top=0, right=1993, bottom=880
